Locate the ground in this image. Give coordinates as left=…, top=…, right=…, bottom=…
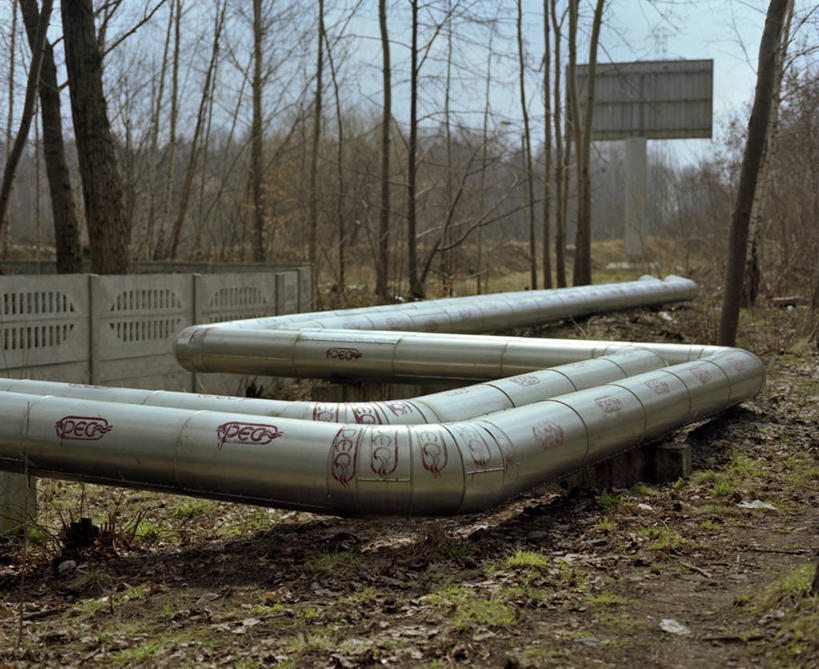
left=0, top=293, right=817, bottom=668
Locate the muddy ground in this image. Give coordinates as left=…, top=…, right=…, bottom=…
left=1, top=299, right=817, bottom=668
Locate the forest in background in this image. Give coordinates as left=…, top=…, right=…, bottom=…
left=0, top=0, right=817, bottom=304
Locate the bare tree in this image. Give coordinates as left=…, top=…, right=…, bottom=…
left=165, top=0, right=226, bottom=259
left=517, top=0, right=537, bottom=289
left=18, top=0, right=82, bottom=272
left=61, top=0, right=129, bottom=274
left=572, top=0, right=604, bottom=286
left=307, top=0, right=324, bottom=269
left=153, top=0, right=180, bottom=260
left=551, top=0, right=567, bottom=286
left=0, top=0, right=53, bottom=249
left=377, top=0, right=391, bottom=302
left=743, top=0, right=795, bottom=306
left=408, top=0, right=422, bottom=297
left=542, top=0, right=552, bottom=289
left=2, top=1, right=18, bottom=255
left=323, top=14, right=346, bottom=291
left=251, top=0, right=265, bottom=261
left=719, top=0, right=790, bottom=346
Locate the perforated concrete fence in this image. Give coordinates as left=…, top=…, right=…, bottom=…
left=0, top=268, right=312, bottom=392
left=0, top=267, right=312, bottom=532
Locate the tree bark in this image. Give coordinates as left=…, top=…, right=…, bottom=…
left=377, top=0, right=391, bottom=302
left=550, top=0, right=566, bottom=287
left=323, top=23, right=345, bottom=291
left=718, top=0, right=789, bottom=346
left=542, top=0, right=552, bottom=289
left=572, top=0, right=605, bottom=287
left=517, top=0, right=537, bottom=290
left=251, top=0, right=265, bottom=262
left=153, top=0, right=180, bottom=260
left=0, top=0, right=52, bottom=251
left=61, top=0, right=130, bottom=274
left=166, top=0, right=225, bottom=260
left=18, top=0, right=83, bottom=273
left=407, top=0, right=423, bottom=298
left=307, top=0, right=324, bottom=270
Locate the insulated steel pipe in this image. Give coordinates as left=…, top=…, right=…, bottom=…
left=0, top=352, right=764, bottom=515
left=0, top=348, right=669, bottom=425
left=0, top=276, right=766, bottom=517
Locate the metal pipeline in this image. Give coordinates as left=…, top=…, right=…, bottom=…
left=0, top=275, right=765, bottom=516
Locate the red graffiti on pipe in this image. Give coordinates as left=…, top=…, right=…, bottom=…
left=644, top=379, right=670, bottom=395
left=55, top=416, right=113, bottom=441
left=386, top=401, right=413, bottom=416
left=352, top=404, right=382, bottom=424
left=312, top=404, right=337, bottom=422
left=595, top=396, right=623, bottom=414
left=369, top=431, right=398, bottom=479
left=417, top=430, right=447, bottom=478
left=216, top=422, right=283, bottom=449
left=326, top=347, right=363, bottom=361
left=532, top=422, right=564, bottom=450
left=330, top=427, right=360, bottom=488
left=689, top=367, right=712, bottom=384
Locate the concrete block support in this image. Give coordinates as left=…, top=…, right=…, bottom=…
left=652, top=442, right=692, bottom=483
left=561, top=441, right=692, bottom=492
left=0, top=473, right=37, bottom=535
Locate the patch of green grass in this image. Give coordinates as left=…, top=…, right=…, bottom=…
left=286, top=629, right=335, bottom=654
left=134, top=520, right=165, bottom=542
left=338, top=587, right=378, bottom=605
left=596, top=516, right=617, bottom=532
left=556, top=560, right=587, bottom=588
left=25, top=525, right=49, bottom=544
left=750, top=564, right=818, bottom=662
left=305, top=549, right=358, bottom=575
left=112, top=640, right=162, bottom=665
left=171, top=498, right=212, bottom=518
left=504, top=549, right=549, bottom=571
left=586, top=592, right=625, bottom=607
left=597, top=490, right=624, bottom=514
left=637, top=526, right=686, bottom=552
left=698, top=519, right=718, bottom=531
left=631, top=483, right=658, bottom=497
left=426, top=583, right=516, bottom=630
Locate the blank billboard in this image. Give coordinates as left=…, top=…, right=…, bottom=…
left=576, top=59, right=713, bottom=140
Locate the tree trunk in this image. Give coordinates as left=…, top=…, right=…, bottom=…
left=377, top=0, right=391, bottom=303
left=307, top=0, right=324, bottom=270
left=251, top=0, right=265, bottom=262
left=572, top=0, right=605, bottom=287
left=407, top=0, right=423, bottom=298
left=144, top=0, right=173, bottom=259
left=153, top=0, right=180, bottom=260
left=542, top=0, right=552, bottom=289
left=0, top=0, right=52, bottom=246
left=2, top=0, right=17, bottom=256
left=166, top=0, right=225, bottom=260
left=551, top=0, right=566, bottom=287
left=20, top=0, right=83, bottom=273
left=718, top=0, right=789, bottom=346
left=61, top=0, right=129, bottom=274
left=323, top=23, right=345, bottom=291
left=517, top=0, right=537, bottom=290
left=742, top=0, right=794, bottom=307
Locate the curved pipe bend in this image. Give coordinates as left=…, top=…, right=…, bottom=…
left=0, top=349, right=763, bottom=516
left=0, top=276, right=766, bottom=517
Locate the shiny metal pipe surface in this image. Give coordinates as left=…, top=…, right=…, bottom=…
left=0, top=353, right=764, bottom=515
left=0, top=348, right=668, bottom=426
left=0, top=276, right=766, bottom=517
